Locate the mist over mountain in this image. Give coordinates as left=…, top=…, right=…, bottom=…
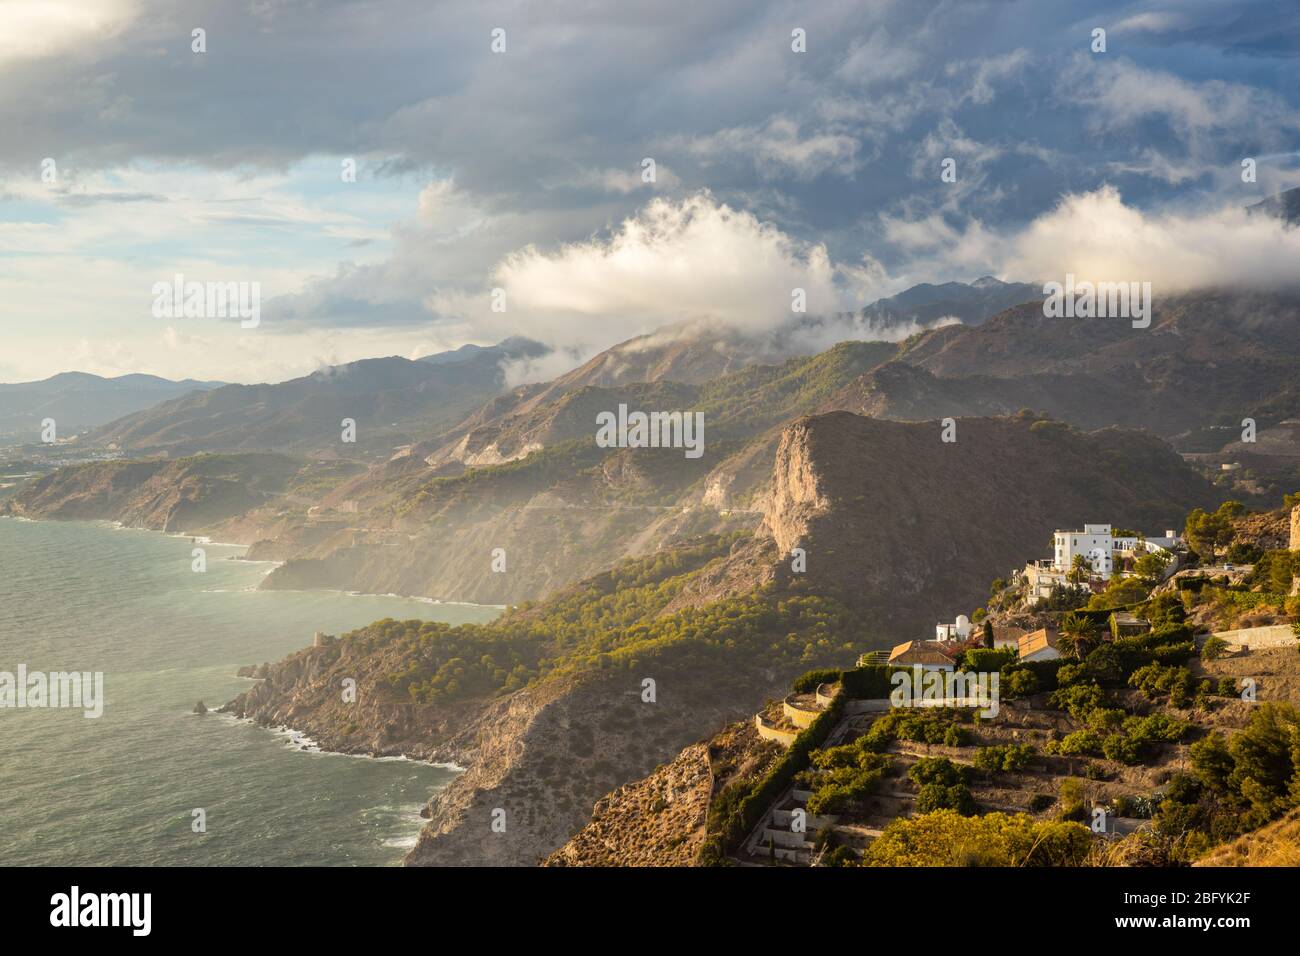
left=1247, top=185, right=1300, bottom=226
left=854, top=276, right=1041, bottom=329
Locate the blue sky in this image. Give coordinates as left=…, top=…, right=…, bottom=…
left=1, top=0, right=1298, bottom=383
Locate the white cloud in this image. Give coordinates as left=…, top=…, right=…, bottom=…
left=882, top=186, right=1300, bottom=294
left=1003, top=186, right=1300, bottom=292
left=428, top=192, right=854, bottom=353
left=0, top=0, right=138, bottom=65
left=1061, top=54, right=1297, bottom=139
left=837, top=29, right=920, bottom=86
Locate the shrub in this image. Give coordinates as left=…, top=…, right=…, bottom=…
left=791, top=667, right=841, bottom=694
left=840, top=664, right=899, bottom=700
left=973, top=743, right=1036, bottom=773
left=916, top=782, right=977, bottom=816
left=1189, top=732, right=1234, bottom=791
left=1102, top=734, right=1142, bottom=764
left=1059, top=730, right=1104, bottom=757
left=822, top=845, right=858, bottom=867
left=1049, top=683, right=1110, bottom=722
left=942, top=724, right=971, bottom=747
left=964, top=647, right=1016, bottom=673
left=862, top=810, right=1092, bottom=866
left=1200, top=636, right=1228, bottom=661
left=1128, top=662, right=1197, bottom=706
left=908, top=756, right=969, bottom=788
left=1006, top=668, right=1038, bottom=697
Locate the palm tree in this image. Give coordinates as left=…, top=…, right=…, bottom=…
left=1058, top=611, right=1099, bottom=660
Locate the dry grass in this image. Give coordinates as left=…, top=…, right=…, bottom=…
left=1193, top=808, right=1300, bottom=867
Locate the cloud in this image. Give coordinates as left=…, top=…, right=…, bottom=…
left=1112, top=12, right=1185, bottom=35
left=1060, top=53, right=1298, bottom=139
left=1003, top=186, right=1300, bottom=292
left=0, top=0, right=139, bottom=65
left=882, top=186, right=1300, bottom=295
left=428, top=192, right=853, bottom=351
left=668, top=117, right=862, bottom=181
left=3, top=0, right=1300, bottom=384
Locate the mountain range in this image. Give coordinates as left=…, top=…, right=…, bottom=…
left=5, top=271, right=1299, bottom=867
left=0, top=372, right=224, bottom=440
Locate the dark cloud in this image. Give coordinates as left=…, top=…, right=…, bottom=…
left=3, top=0, right=1298, bottom=340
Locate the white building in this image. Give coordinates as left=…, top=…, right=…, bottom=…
left=1022, top=561, right=1072, bottom=606
left=935, top=614, right=973, bottom=642
left=1051, top=524, right=1180, bottom=581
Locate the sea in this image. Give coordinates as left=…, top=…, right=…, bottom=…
left=0, top=516, right=500, bottom=866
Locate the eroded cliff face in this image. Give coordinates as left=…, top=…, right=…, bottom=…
left=762, top=417, right=832, bottom=558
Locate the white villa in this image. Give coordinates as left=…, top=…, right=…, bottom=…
left=1012, top=522, right=1182, bottom=607
left=1051, top=524, right=1181, bottom=580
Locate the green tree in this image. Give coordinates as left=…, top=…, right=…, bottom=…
left=1058, top=611, right=1100, bottom=660
left=1133, top=550, right=1171, bottom=586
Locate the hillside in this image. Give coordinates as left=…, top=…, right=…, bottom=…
left=243, top=342, right=902, bottom=604
left=220, top=408, right=1229, bottom=866
left=1247, top=185, right=1300, bottom=227
left=222, top=536, right=867, bottom=866
left=86, top=338, right=547, bottom=458
left=553, top=635, right=1300, bottom=867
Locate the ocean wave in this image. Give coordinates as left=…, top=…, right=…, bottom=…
left=221, top=715, right=466, bottom=771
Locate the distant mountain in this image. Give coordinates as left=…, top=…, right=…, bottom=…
left=1247, top=186, right=1300, bottom=226
left=855, top=276, right=1041, bottom=329
left=87, top=338, right=551, bottom=458
left=0, top=371, right=224, bottom=440
left=852, top=290, right=1300, bottom=447
left=418, top=336, right=548, bottom=366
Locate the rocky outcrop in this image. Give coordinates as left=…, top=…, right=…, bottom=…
left=1291, top=503, right=1300, bottom=551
